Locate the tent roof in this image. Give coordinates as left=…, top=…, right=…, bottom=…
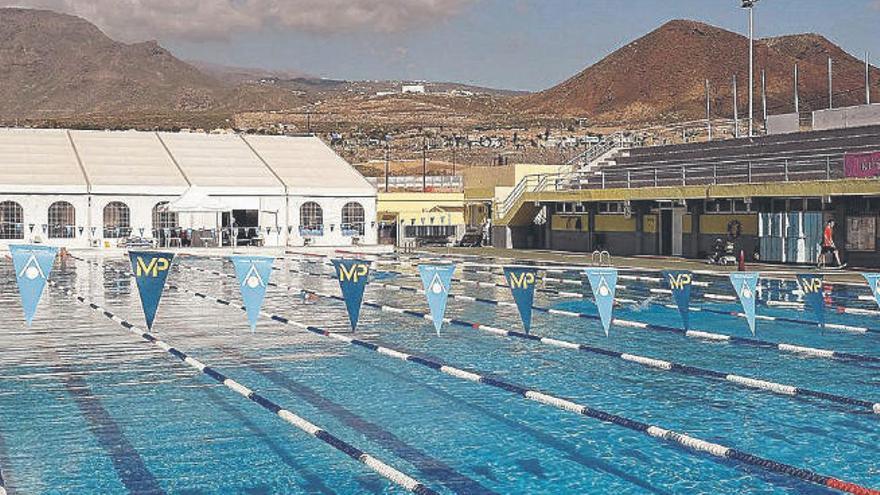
left=161, top=186, right=230, bottom=212
left=0, top=128, right=375, bottom=196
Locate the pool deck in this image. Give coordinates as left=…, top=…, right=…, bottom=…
left=421, top=247, right=870, bottom=284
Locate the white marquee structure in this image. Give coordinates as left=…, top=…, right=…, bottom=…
left=0, top=128, right=377, bottom=248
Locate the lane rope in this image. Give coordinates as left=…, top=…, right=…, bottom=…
left=269, top=259, right=880, bottom=367
left=149, top=263, right=880, bottom=495
left=283, top=254, right=880, bottom=335
left=169, top=261, right=878, bottom=416
left=44, top=274, right=439, bottom=495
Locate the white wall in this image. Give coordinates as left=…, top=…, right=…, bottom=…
left=0, top=192, right=378, bottom=249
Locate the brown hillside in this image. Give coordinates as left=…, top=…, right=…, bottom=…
left=518, top=19, right=880, bottom=125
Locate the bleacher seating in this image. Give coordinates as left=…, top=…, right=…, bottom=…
left=591, top=124, right=880, bottom=189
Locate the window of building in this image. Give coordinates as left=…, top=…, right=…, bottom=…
left=598, top=202, right=625, bottom=214
left=48, top=201, right=75, bottom=238
left=300, top=202, right=324, bottom=231
left=152, top=202, right=178, bottom=232
left=103, top=201, right=130, bottom=238
left=0, top=201, right=23, bottom=240
left=341, top=202, right=365, bottom=236
left=705, top=199, right=750, bottom=214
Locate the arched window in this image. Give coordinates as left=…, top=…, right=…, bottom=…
left=48, top=201, right=75, bottom=238
left=0, top=201, right=24, bottom=240
left=341, top=202, right=365, bottom=236
left=152, top=202, right=178, bottom=232
left=300, top=202, right=323, bottom=232
left=103, top=201, right=130, bottom=238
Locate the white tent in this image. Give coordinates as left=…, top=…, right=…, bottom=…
left=160, top=186, right=229, bottom=213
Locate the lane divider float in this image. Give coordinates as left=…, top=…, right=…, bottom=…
left=46, top=275, right=439, bottom=495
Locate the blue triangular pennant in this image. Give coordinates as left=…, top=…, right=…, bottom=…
left=585, top=268, right=618, bottom=336
left=230, top=256, right=274, bottom=331
left=418, top=264, right=455, bottom=336
left=332, top=259, right=371, bottom=331
left=796, top=274, right=825, bottom=326
left=730, top=272, right=760, bottom=335
left=129, top=251, right=174, bottom=330
left=10, top=244, right=58, bottom=326
left=861, top=273, right=880, bottom=309
left=662, top=270, right=693, bottom=330
left=503, top=267, right=537, bottom=334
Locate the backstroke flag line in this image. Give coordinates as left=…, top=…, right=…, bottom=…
left=418, top=263, right=455, bottom=336
left=729, top=272, right=760, bottom=335
left=10, top=244, right=58, bottom=326
left=796, top=273, right=825, bottom=326
left=332, top=259, right=371, bottom=331
left=862, top=273, right=880, bottom=309
left=585, top=267, right=618, bottom=337
left=503, top=267, right=537, bottom=334
left=230, top=255, right=274, bottom=331
left=129, top=251, right=174, bottom=330
left=662, top=270, right=693, bottom=330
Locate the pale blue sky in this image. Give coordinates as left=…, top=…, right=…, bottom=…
left=160, top=0, right=880, bottom=91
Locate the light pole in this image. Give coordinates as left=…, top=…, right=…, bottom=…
left=742, top=0, right=759, bottom=137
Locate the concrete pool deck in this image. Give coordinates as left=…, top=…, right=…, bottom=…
left=420, top=247, right=871, bottom=285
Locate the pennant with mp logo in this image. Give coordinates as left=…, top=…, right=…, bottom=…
left=503, top=267, right=537, bottom=334
left=585, top=267, right=618, bottom=336
left=332, top=259, right=371, bottom=331
left=862, top=273, right=880, bottom=310
left=230, top=256, right=274, bottom=331
left=129, top=251, right=174, bottom=330
left=796, top=274, right=825, bottom=327
left=663, top=270, right=693, bottom=330
left=730, top=272, right=760, bottom=335
left=10, top=244, right=58, bottom=326
left=418, top=263, right=455, bottom=336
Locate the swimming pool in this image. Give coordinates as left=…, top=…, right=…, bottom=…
left=0, top=250, right=877, bottom=494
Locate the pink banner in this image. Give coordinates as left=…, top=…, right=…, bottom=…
left=844, top=151, right=880, bottom=178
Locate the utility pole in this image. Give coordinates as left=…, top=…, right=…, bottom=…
left=828, top=57, right=833, bottom=109
left=384, top=141, right=390, bottom=193
left=451, top=136, right=457, bottom=177
left=733, top=74, right=739, bottom=138
left=706, top=79, right=712, bottom=141
left=867, top=51, right=872, bottom=105
left=761, top=69, right=767, bottom=128
left=794, top=63, right=800, bottom=114
left=422, top=135, right=427, bottom=192
left=743, top=1, right=758, bottom=137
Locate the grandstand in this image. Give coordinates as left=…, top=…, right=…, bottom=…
left=492, top=122, right=880, bottom=268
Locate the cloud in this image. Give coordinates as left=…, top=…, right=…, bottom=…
left=4, top=0, right=477, bottom=41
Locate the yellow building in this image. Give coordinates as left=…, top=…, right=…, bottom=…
left=376, top=191, right=466, bottom=245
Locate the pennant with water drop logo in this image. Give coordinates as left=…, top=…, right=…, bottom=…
left=796, top=273, right=825, bottom=326
left=585, top=268, right=618, bottom=336
left=129, top=251, right=174, bottom=330
left=662, top=270, right=693, bottom=330
left=230, top=256, right=274, bottom=331
left=418, top=263, right=455, bottom=335
left=503, top=267, right=537, bottom=334
left=730, top=272, right=760, bottom=335
left=861, top=273, right=880, bottom=310
left=10, top=244, right=58, bottom=326
left=332, top=259, right=371, bottom=331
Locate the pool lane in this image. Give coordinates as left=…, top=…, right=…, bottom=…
left=166, top=256, right=877, bottom=494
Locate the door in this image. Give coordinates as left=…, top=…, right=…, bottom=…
left=671, top=207, right=685, bottom=256
left=660, top=210, right=672, bottom=256
left=759, top=212, right=784, bottom=262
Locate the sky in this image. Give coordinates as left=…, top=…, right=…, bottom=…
left=7, top=0, right=880, bottom=91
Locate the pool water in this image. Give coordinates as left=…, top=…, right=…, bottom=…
left=0, top=252, right=876, bottom=494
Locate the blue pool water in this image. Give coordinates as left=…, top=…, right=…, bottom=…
left=0, top=252, right=877, bottom=494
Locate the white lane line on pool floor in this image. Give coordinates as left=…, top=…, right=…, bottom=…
left=45, top=279, right=439, bottom=495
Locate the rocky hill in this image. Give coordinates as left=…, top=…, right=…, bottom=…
left=518, top=19, right=880, bottom=125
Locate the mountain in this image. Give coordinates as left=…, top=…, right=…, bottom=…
left=518, top=19, right=880, bottom=124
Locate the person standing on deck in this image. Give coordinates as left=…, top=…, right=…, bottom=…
left=819, top=219, right=843, bottom=267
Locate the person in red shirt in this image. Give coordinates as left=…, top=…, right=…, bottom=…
left=819, top=219, right=843, bottom=267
